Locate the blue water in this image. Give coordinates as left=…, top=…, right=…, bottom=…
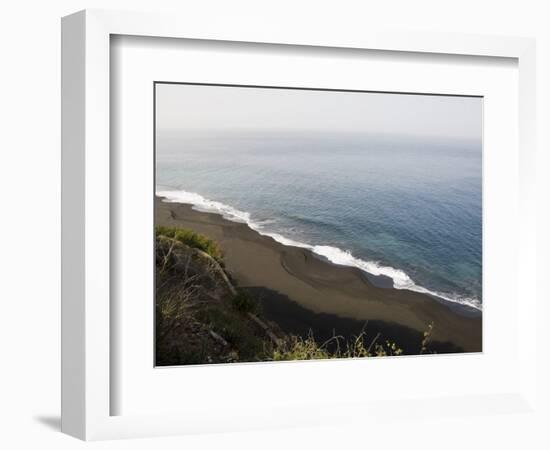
left=156, top=130, right=482, bottom=310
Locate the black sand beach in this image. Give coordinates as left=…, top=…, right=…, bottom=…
left=156, top=196, right=482, bottom=353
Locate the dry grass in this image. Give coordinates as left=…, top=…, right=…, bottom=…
left=272, top=323, right=434, bottom=361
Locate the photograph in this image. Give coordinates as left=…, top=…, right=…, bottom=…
left=154, top=82, right=483, bottom=366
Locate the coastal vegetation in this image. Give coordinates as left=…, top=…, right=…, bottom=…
left=155, top=225, right=435, bottom=366
left=155, top=225, right=223, bottom=262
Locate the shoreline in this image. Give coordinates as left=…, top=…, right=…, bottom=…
left=156, top=196, right=482, bottom=353
left=157, top=189, right=481, bottom=312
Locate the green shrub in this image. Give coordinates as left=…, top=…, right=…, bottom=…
left=156, top=225, right=223, bottom=262
left=195, top=306, right=266, bottom=361
left=231, top=291, right=258, bottom=314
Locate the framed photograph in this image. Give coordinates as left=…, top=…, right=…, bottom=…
left=61, top=9, right=537, bottom=440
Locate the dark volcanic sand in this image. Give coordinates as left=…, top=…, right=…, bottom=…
left=156, top=197, right=482, bottom=353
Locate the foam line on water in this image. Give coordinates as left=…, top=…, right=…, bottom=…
left=157, top=189, right=482, bottom=311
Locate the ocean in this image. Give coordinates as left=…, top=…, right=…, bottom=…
left=156, top=130, right=482, bottom=310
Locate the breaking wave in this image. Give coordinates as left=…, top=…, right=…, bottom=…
left=157, top=189, right=482, bottom=311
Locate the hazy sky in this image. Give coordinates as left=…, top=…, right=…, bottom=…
left=156, top=83, right=482, bottom=140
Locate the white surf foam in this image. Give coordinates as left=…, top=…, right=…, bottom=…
left=158, top=190, right=251, bottom=224
left=310, top=245, right=481, bottom=311
left=157, top=189, right=482, bottom=311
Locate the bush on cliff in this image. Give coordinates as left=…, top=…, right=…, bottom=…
left=156, top=225, right=223, bottom=262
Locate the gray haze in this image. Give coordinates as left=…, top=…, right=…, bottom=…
left=156, top=83, right=482, bottom=141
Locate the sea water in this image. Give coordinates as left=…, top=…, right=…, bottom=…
left=156, top=130, right=482, bottom=310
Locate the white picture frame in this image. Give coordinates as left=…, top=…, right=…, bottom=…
left=61, top=9, right=537, bottom=441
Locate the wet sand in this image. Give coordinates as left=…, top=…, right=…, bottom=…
left=156, top=197, right=482, bottom=353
